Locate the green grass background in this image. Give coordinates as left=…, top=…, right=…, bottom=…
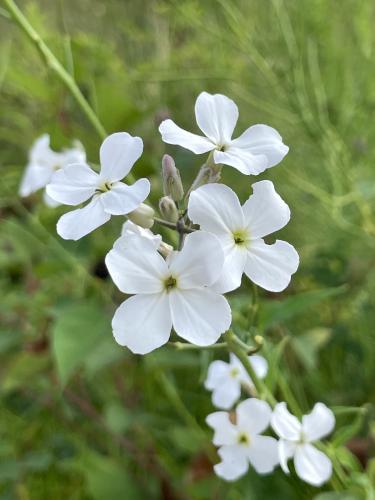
left=0, top=0, right=374, bottom=498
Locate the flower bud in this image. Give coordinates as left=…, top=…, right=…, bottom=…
left=159, top=241, right=173, bottom=258
left=127, top=203, right=154, bottom=229
left=162, top=154, right=184, bottom=201
left=159, top=196, right=179, bottom=223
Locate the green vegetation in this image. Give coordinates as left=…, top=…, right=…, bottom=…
left=0, top=1, right=374, bottom=498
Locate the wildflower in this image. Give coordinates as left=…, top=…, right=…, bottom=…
left=105, top=231, right=231, bottom=354
left=46, top=132, right=150, bottom=240
left=205, top=353, right=268, bottom=409
left=188, top=181, right=299, bottom=293
left=271, top=402, right=335, bottom=486
left=159, top=92, right=288, bottom=175
left=19, top=134, right=85, bottom=205
left=206, top=398, right=279, bottom=481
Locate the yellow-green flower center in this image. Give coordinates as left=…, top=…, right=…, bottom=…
left=96, top=181, right=113, bottom=193
left=164, top=276, right=177, bottom=292
left=232, top=229, right=249, bottom=247
left=237, top=432, right=250, bottom=445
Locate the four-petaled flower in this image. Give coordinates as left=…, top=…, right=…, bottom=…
left=271, top=402, right=335, bottom=486
left=19, top=134, right=86, bottom=207
left=188, top=181, right=299, bottom=293
left=206, top=398, right=279, bottom=481
left=159, top=92, right=288, bottom=175
left=105, top=231, right=232, bottom=354
left=46, top=132, right=150, bottom=240
left=205, top=353, right=268, bottom=409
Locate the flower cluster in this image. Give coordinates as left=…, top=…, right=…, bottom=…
left=206, top=396, right=335, bottom=485
left=19, top=91, right=337, bottom=488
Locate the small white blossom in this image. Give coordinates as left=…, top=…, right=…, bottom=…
left=105, top=231, right=232, bottom=354
left=206, top=398, right=279, bottom=481
left=19, top=134, right=86, bottom=206
left=188, top=181, right=299, bottom=293
left=271, top=402, right=335, bottom=486
left=46, top=132, right=150, bottom=240
left=205, top=353, right=268, bottom=409
left=120, top=220, right=173, bottom=256
left=159, top=92, right=288, bottom=175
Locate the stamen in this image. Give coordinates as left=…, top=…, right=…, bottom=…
left=164, top=276, right=177, bottom=292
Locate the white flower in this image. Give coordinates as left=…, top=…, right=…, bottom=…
left=105, top=231, right=232, bottom=355
left=206, top=398, right=279, bottom=481
left=271, top=402, right=335, bottom=486
left=205, top=353, right=268, bottom=409
left=19, top=134, right=86, bottom=205
left=46, top=132, right=150, bottom=240
left=188, top=181, right=299, bottom=293
left=159, top=92, right=288, bottom=175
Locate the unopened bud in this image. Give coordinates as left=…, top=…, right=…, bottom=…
left=162, top=154, right=184, bottom=201
left=159, top=196, right=179, bottom=223
left=158, top=241, right=173, bottom=257
left=127, top=203, right=154, bottom=229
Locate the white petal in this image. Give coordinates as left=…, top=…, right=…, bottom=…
left=195, top=92, right=238, bottom=145
left=169, top=231, right=225, bottom=288
left=236, top=398, right=272, bottom=435
left=212, top=379, right=241, bottom=410
left=170, top=288, right=231, bottom=346
left=112, top=293, right=172, bottom=355
left=61, top=146, right=86, bottom=165
left=214, top=445, right=249, bottom=481
left=29, top=134, right=51, bottom=163
left=206, top=412, right=237, bottom=446
left=101, top=179, right=150, bottom=215
left=247, top=435, right=279, bottom=474
left=248, top=354, right=268, bottom=380
left=245, top=239, right=299, bottom=292
left=242, top=181, right=291, bottom=238
left=302, top=403, right=335, bottom=442
left=19, top=163, right=52, bottom=196
left=159, top=119, right=214, bottom=154
left=46, top=164, right=98, bottom=205
left=43, top=190, right=60, bottom=207
left=271, top=402, right=301, bottom=441
left=294, top=444, right=333, bottom=486
left=56, top=196, right=110, bottom=240
left=204, top=360, right=230, bottom=390
left=121, top=220, right=162, bottom=249
left=211, top=243, right=247, bottom=294
left=99, top=132, right=143, bottom=182
left=214, top=148, right=269, bottom=175
left=188, top=183, right=244, bottom=235
left=105, top=236, right=167, bottom=294
left=278, top=439, right=296, bottom=473
left=230, top=124, right=289, bottom=169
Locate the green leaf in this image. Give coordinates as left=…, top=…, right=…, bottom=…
left=259, top=286, right=347, bottom=328
left=291, top=328, right=332, bottom=370
left=51, top=301, right=112, bottom=385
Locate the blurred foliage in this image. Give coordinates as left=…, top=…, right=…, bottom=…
left=0, top=0, right=374, bottom=498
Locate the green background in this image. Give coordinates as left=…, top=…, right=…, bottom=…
left=0, top=0, right=374, bottom=498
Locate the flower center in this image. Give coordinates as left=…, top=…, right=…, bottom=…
left=230, top=367, right=240, bottom=378
left=96, top=181, right=113, bottom=193
left=164, top=275, right=177, bottom=292
left=237, top=431, right=250, bottom=445
left=232, top=229, right=250, bottom=247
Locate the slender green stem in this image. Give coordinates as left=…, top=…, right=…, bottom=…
left=225, top=330, right=276, bottom=405
left=3, top=0, right=107, bottom=140
left=154, top=216, right=194, bottom=234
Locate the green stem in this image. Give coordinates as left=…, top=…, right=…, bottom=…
left=225, top=331, right=276, bottom=405
left=3, top=0, right=107, bottom=141
left=154, top=217, right=194, bottom=234
left=168, top=341, right=227, bottom=351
